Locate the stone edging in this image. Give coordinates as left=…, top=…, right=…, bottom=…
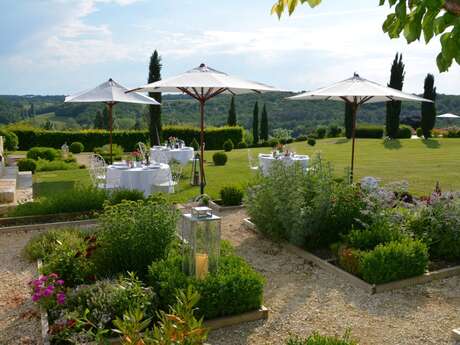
left=0, top=219, right=97, bottom=234
left=242, top=218, right=460, bottom=294
left=208, top=200, right=245, bottom=212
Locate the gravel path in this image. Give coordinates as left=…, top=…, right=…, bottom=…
left=1, top=210, right=459, bottom=345
left=209, top=209, right=460, bottom=345
left=0, top=230, right=42, bottom=345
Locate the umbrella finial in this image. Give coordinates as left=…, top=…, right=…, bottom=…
left=353, top=72, right=360, bottom=78
left=199, top=63, right=206, bottom=68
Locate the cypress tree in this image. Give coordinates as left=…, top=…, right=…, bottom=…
left=102, top=107, right=110, bottom=130
left=260, top=104, right=269, bottom=141
left=227, top=96, right=237, bottom=126
left=148, top=50, right=162, bottom=145
left=421, top=74, right=437, bottom=139
left=252, top=101, right=259, bottom=144
left=344, top=103, right=353, bottom=139
left=386, top=53, right=405, bottom=138
left=93, top=110, right=104, bottom=129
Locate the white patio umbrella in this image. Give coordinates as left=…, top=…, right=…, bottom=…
left=289, top=73, right=431, bottom=182
left=129, top=63, right=282, bottom=194
left=65, top=78, right=160, bottom=162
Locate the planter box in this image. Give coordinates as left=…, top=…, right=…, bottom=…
left=243, top=218, right=460, bottom=294
left=208, top=200, right=244, bottom=212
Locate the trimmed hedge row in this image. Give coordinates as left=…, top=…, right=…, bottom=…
left=355, top=125, right=384, bottom=138
left=10, top=126, right=244, bottom=151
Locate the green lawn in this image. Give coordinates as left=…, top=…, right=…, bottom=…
left=33, top=138, right=460, bottom=202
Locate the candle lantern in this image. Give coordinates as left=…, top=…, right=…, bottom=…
left=181, top=206, right=221, bottom=279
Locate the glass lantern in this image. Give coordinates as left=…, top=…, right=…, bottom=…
left=61, top=142, right=69, bottom=159
left=181, top=207, right=221, bottom=279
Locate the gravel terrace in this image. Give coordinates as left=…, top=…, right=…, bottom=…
left=1, top=210, right=459, bottom=345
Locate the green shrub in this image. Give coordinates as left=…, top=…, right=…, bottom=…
left=316, top=126, right=327, bottom=139
left=223, top=139, right=234, bottom=152
left=108, top=189, right=145, bottom=205
left=212, top=152, right=228, bottom=166
left=327, top=125, right=342, bottom=138
left=69, top=141, right=84, bottom=153
left=220, top=185, right=244, bottom=206
left=396, top=125, right=412, bottom=139
left=360, top=238, right=429, bottom=284
left=10, top=186, right=107, bottom=217
left=147, top=243, right=265, bottom=319
left=286, top=138, right=294, bottom=144
left=94, top=144, right=124, bottom=162
left=307, top=137, right=316, bottom=146
left=237, top=141, right=248, bottom=149
left=286, top=331, right=358, bottom=345
left=94, top=197, right=178, bottom=278
left=344, top=221, right=404, bottom=251
left=267, top=138, right=280, bottom=147
left=416, top=127, right=423, bottom=137
left=0, top=129, right=19, bottom=150
left=295, top=135, right=308, bottom=142
left=17, top=158, right=37, bottom=173
left=355, top=125, right=384, bottom=138
left=27, top=147, right=60, bottom=161
left=36, top=159, right=79, bottom=172
left=407, top=198, right=460, bottom=261
left=189, top=138, right=200, bottom=151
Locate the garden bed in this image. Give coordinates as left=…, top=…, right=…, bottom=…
left=243, top=218, right=460, bottom=294
left=208, top=199, right=244, bottom=212
left=0, top=211, right=95, bottom=227
left=0, top=218, right=97, bottom=234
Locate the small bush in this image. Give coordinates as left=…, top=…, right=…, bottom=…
left=220, top=185, right=244, bottom=206
left=360, top=238, right=429, bottom=284
left=212, top=152, right=228, bottom=166
left=94, top=197, right=178, bottom=278
left=327, top=125, right=342, bottom=138
left=286, top=138, right=294, bottom=144
left=355, top=125, right=384, bottom=139
left=0, top=129, right=19, bottom=150
left=69, top=141, right=84, bottom=153
left=267, top=138, right=280, bottom=147
left=36, top=159, right=79, bottom=172
left=286, top=331, right=358, bottom=345
left=396, top=125, right=412, bottom=139
left=307, top=137, right=316, bottom=146
left=108, top=189, right=145, bottom=205
left=237, top=141, right=248, bottom=149
left=316, top=126, right=327, bottom=139
left=344, top=221, right=404, bottom=251
left=189, top=138, right=200, bottom=151
left=295, top=135, right=308, bottom=142
left=27, top=147, right=60, bottom=161
left=223, top=139, right=234, bottom=152
left=17, top=158, right=37, bottom=173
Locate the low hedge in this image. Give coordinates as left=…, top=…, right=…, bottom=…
left=396, top=125, right=412, bottom=139
left=355, top=125, right=384, bottom=139
left=11, top=126, right=244, bottom=151
left=147, top=243, right=265, bottom=319
left=27, top=147, right=60, bottom=161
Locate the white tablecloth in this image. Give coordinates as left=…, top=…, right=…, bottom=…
left=106, top=163, right=171, bottom=196
left=258, top=154, right=310, bottom=175
left=150, top=146, right=194, bottom=165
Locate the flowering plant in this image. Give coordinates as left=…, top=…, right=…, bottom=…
left=29, top=273, right=66, bottom=309
left=168, top=136, right=178, bottom=147
left=131, top=150, right=142, bottom=162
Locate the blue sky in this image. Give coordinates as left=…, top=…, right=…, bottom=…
left=1, top=0, right=459, bottom=95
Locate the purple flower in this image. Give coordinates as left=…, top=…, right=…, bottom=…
left=32, top=293, right=40, bottom=302
left=56, top=280, right=64, bottom=286
left=56, top=292, right=65, bottom=305
left=43, top=285, right=54, bottom=297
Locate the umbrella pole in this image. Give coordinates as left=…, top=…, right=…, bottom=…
left=350, top=102, right=358, bottom=184
left=199, top=100, right=206, bottom=194
left=108, top=103, right=113, bottom=164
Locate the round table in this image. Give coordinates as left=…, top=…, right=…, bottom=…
left=106, top=163, right=171, bottom=196
left=258, top=154, right=310, bottom=175
left=150, top=146, right=194, bottom=165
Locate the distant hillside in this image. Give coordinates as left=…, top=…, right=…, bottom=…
left=1, top=93, right=460, bottom=135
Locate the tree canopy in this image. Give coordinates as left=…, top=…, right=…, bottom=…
left=271, top=0, right=460, bottom=72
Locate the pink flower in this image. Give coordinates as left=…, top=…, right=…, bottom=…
left=49, top=273, right=59, bottom=278
left=32, top=293, right=40, bottom=302
left=56, top=280, right=64, bottom=286
left=39, top=275, right=48, bottom=282
left=56, top=292, right=65, bottom=305
left=43, top=285, right=54, bottom=297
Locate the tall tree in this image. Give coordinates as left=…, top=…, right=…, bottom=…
left=260, top=104, right=269, bottom=141
left=421, top=74, right=437, bottom=139
left=252, top=101, right=259, bottom=144
left=271, top=0, right=460, bottom=72
left=344, top=103, right=353, bottom=139
left=227, top=96, right=237, bottom=126
left=148, top=50, right=162, bottom=145
left=386, top=53, right=405, bottom=138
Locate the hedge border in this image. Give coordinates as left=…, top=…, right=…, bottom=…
left=242, top=218, right=460, bottom=294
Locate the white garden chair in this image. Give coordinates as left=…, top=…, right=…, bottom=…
left=247, top=149, right=259, bottom=171
left=152, top=162, right=182, bottom=194
left=89, top=154, right=117, bottom=190
left=138, top=142, right=148, bottom=163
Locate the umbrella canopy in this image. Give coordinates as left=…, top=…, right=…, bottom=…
left=129, top=63, right=282, bottom=194
left=437, top=113, right=460, bottom=118
left=65, top=78, right=159, bottom=162
left=289, top=73, right=432, bottom=182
